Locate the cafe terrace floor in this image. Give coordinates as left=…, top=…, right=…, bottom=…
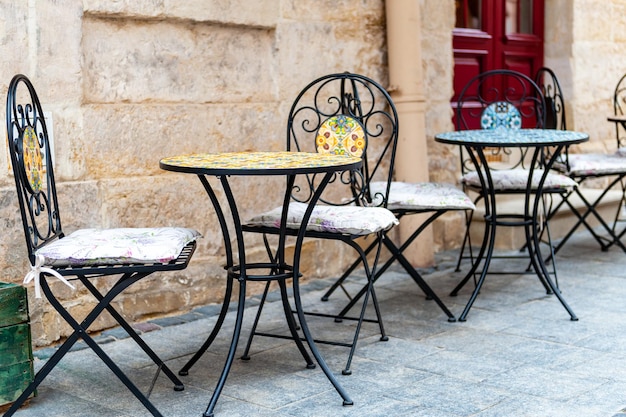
left=8, top=231, right=626, bottom=417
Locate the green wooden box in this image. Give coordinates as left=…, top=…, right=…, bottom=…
left=0, top=283, right=34, bottom=407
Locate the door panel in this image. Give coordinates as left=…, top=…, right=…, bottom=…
left=453, top=0, right=544, bottom=109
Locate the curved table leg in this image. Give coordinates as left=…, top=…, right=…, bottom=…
left=291, top=170, right=353, bottom=405
left=457, top=212, right=497, bottom=322
left=527, top=192, right=578, bottom=321
left=203, top=279, right=247, bottom=417
left=179, top=276, right=234, bottom=376
left=277, top=278, right=316, bottom=368
left=292, top=276, right=353, bottom=405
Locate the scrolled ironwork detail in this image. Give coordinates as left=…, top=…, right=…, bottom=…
left=287, top=73, right=398, bottom=210
left=455, top=69, right=548, bottom=175
left=6, top=74, right=63, bottom=262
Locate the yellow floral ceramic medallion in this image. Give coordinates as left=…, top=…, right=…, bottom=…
left=22, top=126, right=44, bottom=192
left=315, top=115, right=366, bottom=158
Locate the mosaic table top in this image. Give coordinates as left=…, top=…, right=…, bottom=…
left=160, top=151, right=362, bottom=176
left=435, top=128, right=589, bottom=147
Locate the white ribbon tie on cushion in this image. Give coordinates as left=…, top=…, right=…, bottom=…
left=24, top=254, right=75, bottom=299
left=23, top=227, right=201, bottom=297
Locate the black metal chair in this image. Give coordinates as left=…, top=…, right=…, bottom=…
left=535, top=67, right=567, bottom=131
left=452, top=69, right=577, bottom=296
left=239, top=73, right=400, bottom=375
left=547, top=70, right=626, bottom=254
left=4, top=74, right=199, bottom=417
left=318, top=180, right=475, bottom=324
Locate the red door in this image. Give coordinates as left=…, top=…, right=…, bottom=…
left=452, top=0, right=544, bottom=102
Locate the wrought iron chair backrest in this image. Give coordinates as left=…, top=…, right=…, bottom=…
left=535, top=67, right=566, bottom=131
left=286, top=73, right=399, bottom=207
left=6, top=74, right=63, bottom=265
left=534, top=67, right=573, bottom=173
left=455, top=69, right=547, bottom=174
left=612, top=73, right=626, bottom=148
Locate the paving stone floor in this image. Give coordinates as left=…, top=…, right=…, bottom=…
left=6, top=232, right=626, bottom=417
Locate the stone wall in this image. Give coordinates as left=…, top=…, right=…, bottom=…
left=568, top=0, right=626, bottom=153
left=0, top=0, right=388, bottom=346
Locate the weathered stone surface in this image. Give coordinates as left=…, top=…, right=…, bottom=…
left=79, top=103, right=282, bottom=178
left=83, top=0, right=279, bottom=27
left=82, top=18, right=276, bottom=104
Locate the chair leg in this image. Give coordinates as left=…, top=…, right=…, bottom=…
left=289, top=235, right=388, bottom=375
left=80, top=277, right=184, bottom=389
left=4, top=274, right=167, bottom=417
left=331, top=212, right=456, bottom=321
left=335, top=237, right=456, bottom=322
left=292, top=275, right=354, bottom=406
left=525, top=207, right=578, bottom=321
left=455, top=207, right=477, bottom=272
left=338, top=234, right=386, bottom=375
left=320, top=236, right=378, bottom=302
left=605, top=178, right=626, bottom=250
left=554, top=177, right=626, bottom=254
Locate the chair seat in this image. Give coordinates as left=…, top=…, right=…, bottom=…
left=36, top=227, right=201, bottom=266
left=556, top=152, right=626, bottom=176
left=370, top=181, right=476, bottom=211
left=461, top=168, right=577, bottom=191
left=245, top=201, right=398, bottom=235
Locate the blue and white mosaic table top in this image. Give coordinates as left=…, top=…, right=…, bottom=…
left=435, top=128, right=589, bottom=147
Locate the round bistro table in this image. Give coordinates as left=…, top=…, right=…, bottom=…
left=160, top=151, right=361, bottom=416
left=435, top=129, right=589, bottom=322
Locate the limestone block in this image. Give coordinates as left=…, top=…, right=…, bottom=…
left=83, top=0, right=279, bottom=28
left=573, top=0, right=613, bottom=43
left=54, top=181, right=103, bottom=230
left=0, top=2, right=29, bottom=83
left=572, top=43, right=620, bottom=103
left=34, top=0, right=83, bottom=101
left=614, top=3, right=626, bottom=43
left=80, top=103, right=282, bottom=178
left=82, top=17, right=275, bottom=104
left=275, top=20, right=386, bottom=96
left=281, top=0, right=383, bottom=22
left=572, top=101, right=616, bottom=149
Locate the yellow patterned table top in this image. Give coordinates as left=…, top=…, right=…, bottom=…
left=160, top=151, right=362, bottom=175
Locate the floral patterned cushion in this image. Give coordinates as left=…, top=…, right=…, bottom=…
left=462, top=168, right=577, bottom=191
left=370, top=181, right=475, bottom=210
left=36, top=227, right=201, bottom=266
left=245, top=201, right=398, bottom=235
left=556, top=153, right=626, bottom=176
